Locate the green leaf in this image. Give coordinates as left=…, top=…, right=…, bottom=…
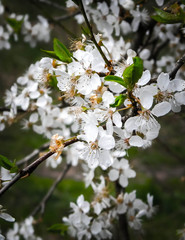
left=152, top=7, right=185, bottom=24
left=6, top=18, right=23, bottom=33
left=122, top=57, right=143, bottom=90
left=104, top=75, right=126, bottom=87
left=53, top=38, right=73, bottom=63
left=41, top=49, right=61, bottom=60
left=110, top=94, right=127, bottom=108
left=0, top=155, right=18, bottom=173
left=48, top=223, right=68, bottom=235
left=81, top=25, right=90, bottom=36
left=49, top=74, right=59, bottom=90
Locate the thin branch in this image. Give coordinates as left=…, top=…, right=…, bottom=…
left=0, top=137, right=78, bottom=197
left=169, top=53, right=185, bottom=80
left=78, top=0, right=111, bottom=68
left=16, top=142, right=49, bottom=166
left=31, top=163, right=71, bottom=216
left=116, top=182, right=130, bottom=240
left=30, top=0, right=77, bottom=38
left=37, top=0, right=66, bottom=11
left=55, top=11, right=80, bottom=21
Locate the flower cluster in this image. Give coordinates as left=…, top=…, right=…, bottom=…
left=6, top=216, right=42, bottom=240
left=0, top=0, right=51, bottom=50
left=0, top=0, right=185, bottom=239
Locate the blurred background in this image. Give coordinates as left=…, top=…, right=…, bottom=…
left=0, top=0, right=185, bottom=239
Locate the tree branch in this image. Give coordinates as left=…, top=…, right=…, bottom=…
left=78, top=0, right=111, bottom=68
left=116, top=182, right=130, bottom=240
left=169, top=53, right=185, bottom=80
left=31, top=163, right=71, bottom=216
left=0, top=137, right=78, bottom=197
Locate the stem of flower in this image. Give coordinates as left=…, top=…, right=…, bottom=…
left=78, top=0, right=111, bottom=68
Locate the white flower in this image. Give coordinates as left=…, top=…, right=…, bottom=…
left=130, top=6, right=150, bottom=32
left=108, top=158, right=136, bottom=187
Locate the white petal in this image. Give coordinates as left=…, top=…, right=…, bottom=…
left=151, top=101, right=171, bottom=117
left=98, top=135, right=115, bottom=150
left=84, top=124, right=98, bottom=142
left=119, top=174, right=128, bottom=187
left=108, top=169, right=119, bottom=181
left=157, top=72, right=169, bottom=91
left=129, top=135, right=143, bottom=147
left=175, top=91, right=185, bottom=105
left=0, top=213, right=15, bottom=222
left=91, top=221, right=102, bottom=235
left=124, top=116, right=138, bottom=132
left=113, top=112, right=122, bottom=128
left=168, top=79, right=185, bottom=92
left=106, top=118, right=113, bottom=135
left=140, top=91, right=153, bottom=109
left=156, top=0, right=164, bottom=6
left=137, top=70, right=151, bottom=86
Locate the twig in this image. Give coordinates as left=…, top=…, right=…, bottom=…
left=116, top=182, right=130, bottom=240
left=78, top=0, right=111, bottom=68
left=30, top=0, right=77, bottom=38
left=16, top=142, right=50, bottom=166
left=55, top=11, right=80, bottom=21
left=169, top=53, right=185, bottom=80
left=0, top=137, right=78, bottom=197
left=38, top=0, right=66, bottom=11
left=31, top=163, right=71, bottom=216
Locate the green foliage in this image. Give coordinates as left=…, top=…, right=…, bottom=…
left=81, top=25, right=90, bottom=36
left=104, top=75, right=126, bottom=87
left=40, top=49, right=61, bottom=61
left=122, top=57, right=143, bottom=90
left=110, top=94, right=127, bottom=107
left=53, top=38, right=73, bottom=63
left=152, top=7, right=185, bottom=24
left=0, top=155, right=18, bottom=173
left=105, top=57, right=143, bottom=91
left=47, top=223, right=68, bottom=235
left=6, top=18, right=23, bottom=33
left=48, top=74, right=59, bottom=90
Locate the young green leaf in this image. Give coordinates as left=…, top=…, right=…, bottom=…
left=53, top=38, right=73, bottom=63
left=104, top=75, right=126, bottom=87
left=81, top=25, right=90, bottom=36
left=152, top=7, right=185, bottom=24
left=122, top=57, right=143, bottom=90
left=0, top=155, right=14, bottom=170
left=48, top=223, right=68, bottom=235
left=6, top=18, right=23, bottom=33
left=41, top=49, right=61, bottom=60
left=49, top=74, right=59, bottom=90
left=110, top=94, right=127, bottom=108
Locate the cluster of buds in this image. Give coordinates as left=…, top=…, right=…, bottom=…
left=49, top=134, right=65, bottom=159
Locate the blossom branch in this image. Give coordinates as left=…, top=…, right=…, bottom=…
left=0, top=137, right=78, bottom=197
left=78, top=0, right=111, bottom=68
left=116, top=182, right=130, bottom=240
left=31, top=163, right=71, bottom=216
left=169, top=53, right=185, bottom=80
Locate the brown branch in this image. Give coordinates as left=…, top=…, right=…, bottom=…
left=0, top=137, right=78, bottom=197
left=55, top=11, right=80, bottom=21
left=37, top=0, right=66, bottom=11
left=78, top=0, right=111, bottom=68
left=169, top=53, right=185, bottom=80
left=31, top=163, right=71, bottom=216
left=116, top=182, right=130, bottom=240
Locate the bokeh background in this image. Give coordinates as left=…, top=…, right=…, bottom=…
left=0, top=0, right=185, bottom=239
